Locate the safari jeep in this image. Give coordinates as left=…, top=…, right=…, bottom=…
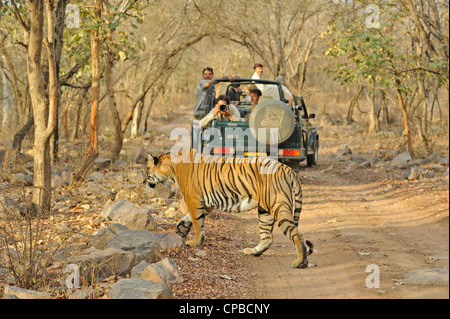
left=191, top=78, right=319, bottom=170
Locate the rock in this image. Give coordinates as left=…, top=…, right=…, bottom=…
left=90, top=223, right=129, bottom=249
left=359, top=161, right=372, bottom=169
left=86, top=171, right=104, bottom=182
left=2, top=294, right=20, bottom=299
left=126, top=170, right=147, bottom=185
left=4, top=285, right=52, bottom=299
left=164, top=207, right=179, bottom=218
left=195, top=249, right=207, bottom=257
left=431, top=164, right=446, bottom=173
left=68, top=289, right=101, bottom=299
left=133, top=147, right=147, bottom=164
left=175, top=199, right=188, bottom=215
left=142, top=132, right=153, bottom=140
left=112, top=160, right=129, bottom=171
left=427, top=152, right=441, bottom=163
left=0, top=195, right=22, bottom=219
left=343, top=162, right=358, bottom=173
left=131, top=260, right=149, bottom=278
left=106, top=230, right=162, bottom=264
left=147, top=184, right=173, bottom=199
left=157, top=233, right=186, bottom=251
left=140, top=258, right=184, bottom=284
left=67, top=248, right=135, bottom=283
left=101, top=199, right=156, bottom=231
left=350, top=153, right=366, bottom=163
left=439, top=157, right=449, bottom=165
left=392, top=152, right=412, bottom=169
left=59, top=169, right=72, bottom=186
left=55, top=222, right=72, bottom=233
left=335, top=146, right=352, bottom=157
left=80, top=182, right=108, bottom=196
left=402, top=268, right=449, bottom=286
left=94, top=157, right=111, bottom=170
left=52, top=174, right=63, bottom=187
left=405, top=167, right=434, bottom=180
left=109, top=278, right=173, bottom=299
left=11, top=173, right=33, bottom=186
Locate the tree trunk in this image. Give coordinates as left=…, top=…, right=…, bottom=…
left=298, top=36, right=316, bottom=92
left=131, top=97, right=144, bottom=138
left=70, top=89, right=88, bottom=141
left=346, top=85, right=363, bottom=123
left=418, top=79, right=428, bottom=136
left=395, top=80, right=415, bottom=159
left=50, top=0, right=69, bottom=162
left=27, top=0, right=57, bottom=213
left=1, top=63, right=14, bottom=134
left=88, top=6, right=101, bottom=157
left=104, top=33, right=123, bottom=162
left=70, top=0, right=102, bottom=187
left=143, top=93, right=157, bottom=133
left=365, top=86, right=379, bottom=135
left=381, top=90, right=389, bottom=128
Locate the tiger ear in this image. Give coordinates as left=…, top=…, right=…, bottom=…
left=147, top=154, right=159, bottom=168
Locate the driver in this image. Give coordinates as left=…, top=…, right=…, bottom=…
left=199, top=95, right=241, bottom=128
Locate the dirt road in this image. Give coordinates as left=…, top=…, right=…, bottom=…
left=239, top=158, right=449, bottom=299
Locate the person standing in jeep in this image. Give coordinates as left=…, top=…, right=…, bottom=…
left=251, top=63, right=264, bottom=92
left=193, top=67, right=216, bottom=119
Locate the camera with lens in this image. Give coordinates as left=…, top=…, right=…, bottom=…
left=219, top=104, right=228, bottom=112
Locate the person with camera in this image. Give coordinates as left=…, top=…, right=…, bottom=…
left=199, top=95, right=241, bottom=128
left=193, top=67, right=216, bottom=119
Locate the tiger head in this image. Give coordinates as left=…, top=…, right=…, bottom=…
left=145, top=154, right=175, bottom=188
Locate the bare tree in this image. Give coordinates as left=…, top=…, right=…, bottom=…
left=19, top=0, right=59, bottom=212
left=120, top=0, right=210, bottom=134
left=219, top=0, right=323, bottom=88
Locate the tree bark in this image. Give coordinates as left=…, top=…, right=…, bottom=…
left=346, top=85, right=363, bottom=123
left=1, top=61, right=14, bottom=133
left=364, top=85, right=379, bottom=135
left=104, top=9, right=123, bottom=163
left=27, top=0, right=57, bottom=213
left=395, top=80, right=415, bottom=159
left=50, top=0, right=69, bottom=162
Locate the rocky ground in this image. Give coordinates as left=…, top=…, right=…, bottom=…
left=0, top=103, right=448, bottom=299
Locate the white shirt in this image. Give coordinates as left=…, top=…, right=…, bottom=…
left=199, top=104, right=241, bottom=128
left=251, top=72, right=264, bottom=92
left=262, top=84, right=293, bottom=101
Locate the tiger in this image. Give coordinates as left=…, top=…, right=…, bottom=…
left=146, top=149, right=314, bottom=268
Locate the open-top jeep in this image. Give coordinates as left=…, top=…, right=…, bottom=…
left=191, top=78, right=319, bottom=170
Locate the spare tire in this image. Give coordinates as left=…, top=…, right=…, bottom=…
left=248, top=99, right=295, bottom=144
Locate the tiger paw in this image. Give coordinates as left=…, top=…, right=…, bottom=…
left=292, top=258, right=308, bottom=269
left=243, top=247, right=258, bottom=255
left=176, top=220, right=191, bottom=238
left=186, top=240, right=196, bottom=247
